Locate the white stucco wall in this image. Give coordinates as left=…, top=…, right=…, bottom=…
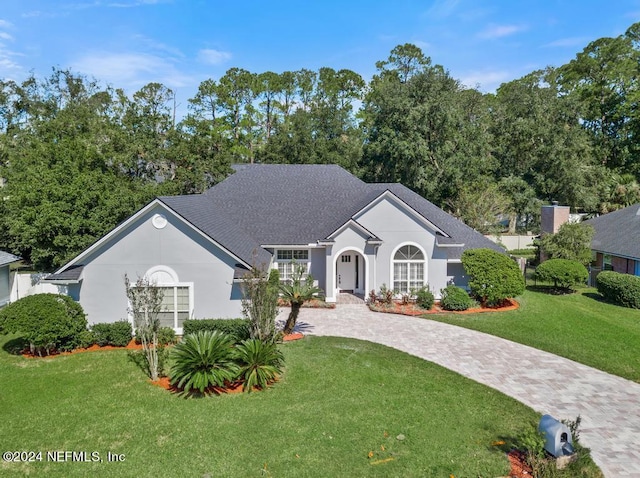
left=354, top=195, right=451, bottom=297
left=75, top=204, right=244, bottom=325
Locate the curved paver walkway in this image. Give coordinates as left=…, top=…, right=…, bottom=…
left=277, top=304, right=640, bottom=477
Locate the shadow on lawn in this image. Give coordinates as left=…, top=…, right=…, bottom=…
left=2, top=336, right=27, bottom=355
left=525, top=285, right=576, bottom=295
left=275, top=319, right=315, bottom=335
left=582, top=292, right=608, bottom=303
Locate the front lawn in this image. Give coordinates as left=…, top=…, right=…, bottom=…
left=1, top=334, right=549, bottom=477
left=428, top=288, right=640, bottom=382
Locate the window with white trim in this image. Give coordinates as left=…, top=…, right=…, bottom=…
left=140, top=266, right=193, bottom=331
left=157, top=286, right=190, bottom=329
left=393, top=245, right=425, bottom=294
left=276, top=249, right=309, bottom=282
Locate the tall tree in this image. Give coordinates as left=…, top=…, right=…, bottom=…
left=361, top=44, right=494, bottom=207
left=491, top=69, right=607, bottom=211
left=557, top=27, right=638, bottom=173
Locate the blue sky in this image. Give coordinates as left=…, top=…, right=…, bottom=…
left=1, top=0, right=640, bottom=117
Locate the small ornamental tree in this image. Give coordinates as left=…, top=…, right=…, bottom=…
left=241, top=265, right=279, bottom=342
left=461, top=248, right=525, bottom=306
left=535, top=259, right=588, bottom=292
left=539, top=222, right=594, bottom=265
left=280, top=263, right=323, bottom=335
left=0, top=293, right=87, bottom=356
left=125, top=274, right=164, bottom=381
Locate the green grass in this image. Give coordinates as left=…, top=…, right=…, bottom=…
left=0, top=334, right=550, bottom=477
left=429, top=287, right=640, bottom=382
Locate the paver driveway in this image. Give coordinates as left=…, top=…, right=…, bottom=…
left=277, top=304, right=640, bottom=477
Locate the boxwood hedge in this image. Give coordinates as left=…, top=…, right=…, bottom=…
left=596, top=271, right=640, bottom=309
left=182, top=318, right=250, bottom=342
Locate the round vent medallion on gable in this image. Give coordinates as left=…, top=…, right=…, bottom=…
left=152, top=213, right=167, bottom=229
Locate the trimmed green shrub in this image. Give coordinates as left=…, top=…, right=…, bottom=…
left=415, top=287, right=435, bottom=310
left=169, top=331, right=238, bottom=394
left=91, top=323, right=111, bottom=346
left=0, top=293, right=87, bottom=355
left=157, top=326, right=177, bottom=345
left=462, top=248, right=525, bottom=306
left=597, top=271, right=640, bottom=309
left=440, top=285, right=473, bottom=311
left=77, top=330, right=96, bottom=349
left=182, top=318, right=250, bottom=342
left=91, top=321, right=132, bottom=347
left=535, top=259, right=588, bottom=291
left=135, top=326, right=177, bottom=346
left=107, top=321, right=133, bottom=347
left=234, top=339, right=284, bottom=393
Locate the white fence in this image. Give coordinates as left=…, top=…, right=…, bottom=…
left=485, top=234, right=536, bottom=251
left=9, top=272, right=68, bottom=303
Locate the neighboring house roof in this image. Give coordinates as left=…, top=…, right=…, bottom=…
left=584, top=203, right=640, bottom=260
left=0, top=251, right=20, bottom=267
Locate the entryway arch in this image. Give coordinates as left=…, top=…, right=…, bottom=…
left=333, top=247, right=368, bottom=296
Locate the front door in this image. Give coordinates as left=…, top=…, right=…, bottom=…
left=337, top=253, right=357, bottom=292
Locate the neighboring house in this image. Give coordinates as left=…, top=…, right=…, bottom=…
left=0, top=251, right=21, bottom=307
left=45, top=164, right=503, bottom=332
left=584, top=203, right=640, bottom=276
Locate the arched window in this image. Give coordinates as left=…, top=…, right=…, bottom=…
left=393, top=245, right=425, bottom=294
left=141, top=266, right=193, bottom=331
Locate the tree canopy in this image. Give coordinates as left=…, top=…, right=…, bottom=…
left=4, top=23, right=640, bottom=269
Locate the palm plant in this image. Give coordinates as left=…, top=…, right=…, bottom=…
left=169, top=331, right=238, bottom=394
left=279, top=264, right=323, bottom=334
left=234, top=339, right=284, bottom=392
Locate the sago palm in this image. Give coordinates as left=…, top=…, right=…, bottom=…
left=234, top=339, right=284, bottom=392
left=169, top=331, right=238, bottom=394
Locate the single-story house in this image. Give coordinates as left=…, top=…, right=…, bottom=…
left=0, top=251, right=21, bottom=307
left=46, top=164, right=503, bottom=333
left=584, top=203, right=640, bottom=276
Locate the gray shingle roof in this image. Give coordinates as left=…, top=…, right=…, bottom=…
left=159, top=164, right=503, bottom=263
left=203, top=164, right=370, bottom=246
left=584, top=203, right=640, bottom=260
left=45, top=265, right=84, bottom=282
left=0, top=251, right=20, bottom=267
left=158, top=194, right=272, bottom=266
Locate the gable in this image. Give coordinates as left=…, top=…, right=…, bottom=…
left=354, top=192, right=444, bottom=237
left=53, top=200, right=254, bottom=275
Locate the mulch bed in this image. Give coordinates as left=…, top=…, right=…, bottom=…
left=507, top=450, right=533, bottom=477
left=368, top=298, right=519, bottom=317
left=278, top=298, right=336, bottom=309
left=22, top=339, right=143, bottom=359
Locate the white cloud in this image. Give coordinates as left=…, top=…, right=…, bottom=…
left=133, top=34, right=184, bottom=58
left=71, top=51, right=194, bottom=89
left=107, top=0, right=166, bottom=7
left=478, top=24, right=526, bottom=39
left=425, top=0, right=460, bottom=19
left=0, top=46, right=25, bottom=79
left=544, top=37, right=588, bottom=48
left=0, top=32, right=14, bottom=41
left=459, top=70, right=513, bottom=92
left=197, top=48, right=232, bottom=65
left=0, top=19, right=13, bottom=28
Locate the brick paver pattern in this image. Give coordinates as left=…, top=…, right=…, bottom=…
left=277, top=303, right=640, bottom=477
